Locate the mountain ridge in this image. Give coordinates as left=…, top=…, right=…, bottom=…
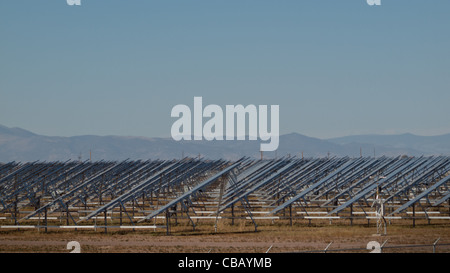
left=0, top=124, right=449, bottom=162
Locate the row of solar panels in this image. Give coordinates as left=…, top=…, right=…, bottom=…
left=0, top=156, right=449, bottom=226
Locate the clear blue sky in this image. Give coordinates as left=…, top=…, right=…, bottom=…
left=1, top=0, right=449, bottom=139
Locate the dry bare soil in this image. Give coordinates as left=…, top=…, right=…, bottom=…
left=1, top=220, right=449, bottom=253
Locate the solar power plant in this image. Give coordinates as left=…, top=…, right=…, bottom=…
left=1, top=156, right=449, bottom=232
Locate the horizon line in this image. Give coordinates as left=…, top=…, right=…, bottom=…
left=1, top=123, right=450, bottom=140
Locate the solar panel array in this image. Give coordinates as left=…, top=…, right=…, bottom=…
left=1, top=156, right=449, bottom=232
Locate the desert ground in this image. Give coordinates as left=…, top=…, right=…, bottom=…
left=1, top=219, right=449, bottom=253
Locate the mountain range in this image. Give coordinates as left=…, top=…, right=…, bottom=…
left=1, top=124, right=449, bottom=162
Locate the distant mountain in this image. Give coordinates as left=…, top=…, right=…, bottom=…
left=328, top=133, right=450, bottom=156
left=0, top=124, right=37, bottom=138
left=0, top=124, right=448, bottom=162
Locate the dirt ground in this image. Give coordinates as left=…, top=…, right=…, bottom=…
left=1, top=220, right=450, bottom=253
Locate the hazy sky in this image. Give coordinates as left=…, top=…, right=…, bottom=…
left=1, top=0, right=449, bottom=139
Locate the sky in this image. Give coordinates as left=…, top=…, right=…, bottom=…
left=1, top=0, right=449, bottom=139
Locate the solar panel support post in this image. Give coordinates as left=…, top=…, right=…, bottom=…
left=99, top=175, right=104, bottom=206
left=433, top=238, right=440, bottom=253
left=84, top=197, right=87, bottom=218
left=228, top=168, right=258, bottom=232
left=173, top=204, right=178, bottom=226
left=142, top=192, right=146, bottom=216
left=44, top=207, right=47, bottom=233
left=181, top=200, right=195, bottom=231
left=14, top=175, right=18, bottom=227
left=118, top=200, right=135, bottom=231
left=13, top=200, right=18, bottom=226
left=166, top=209, right=170, bottom=236
left=66, top=202, right=69, bottom=226
left=59, top=199, right=76, bottom=226
left=289, top=204, right=293, bottom=226
left=214, top=178, right=226, bottom=233
left=350, top=204, right=353, bottom=226
left=132, top=199, right=135, bottom=218
left=104, top=209, right=107, bottom=234
left=119, top=204, right=122, bottom=226
left=412, top=203, right=416, bottom=228
left=37, top=199, right=41, bottom=232
left=243, top=196, right=258, bottom=232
